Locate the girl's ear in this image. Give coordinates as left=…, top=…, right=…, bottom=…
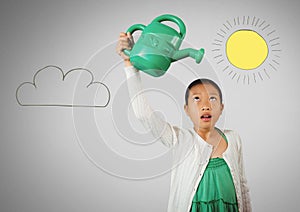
left=184, top=104, right=189, bottom=116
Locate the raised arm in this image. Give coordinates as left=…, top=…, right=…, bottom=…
left=117, top=32, right=178, bottom=148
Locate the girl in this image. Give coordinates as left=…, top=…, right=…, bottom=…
left=117, top=32, right=251, bottom=212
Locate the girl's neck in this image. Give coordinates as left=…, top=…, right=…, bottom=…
left=194, top=126, right=217, bottom=141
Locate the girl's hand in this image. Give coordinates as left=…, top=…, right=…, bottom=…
left=116, top=32, right=134, bottom=67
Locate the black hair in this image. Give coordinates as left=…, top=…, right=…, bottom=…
left=185, top=78, right=223, bottom=105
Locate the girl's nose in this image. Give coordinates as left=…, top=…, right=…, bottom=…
left=201, top=106, right=211, bottom=111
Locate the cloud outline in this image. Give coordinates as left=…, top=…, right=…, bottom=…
left=16, top=65, right=110, bottom=108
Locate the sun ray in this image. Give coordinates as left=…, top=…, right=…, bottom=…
left=243, top=75, right=246, bottom=84
left=214, top=39, right=223, bottom=43
left=214, top=54, right=223, bottom=59
left=227, top=20, right=232, bottom=28
left=220, top=28, right=227, bottom=35
left=237, top=74, right=241, bottom=83
left=237, top=17, right=240, bottom=25
left=222, top=66, right=229, bottom=72
left=212, top=42, right=222, bottom=46
left=267, top=30, right=276, bottom=36
left=269, top=37, right=280, bottom=42
left=223, top=24, right=230, bottom=31
left=253, top=73, right=257, bottom=83
left=271, top=43, right=280, bottom=47
left=272, top=59, right=280, bottom=65
left=272, top=49, right=282, bottom=52
left=243, top=16, right=245, bottom=25
left=264, top=69, right=270, bottom=79
left=247, top=16, right=250, bottom=25
left=269, top=63, right=277, bottom=71
left=228, top=70, right=233, bottom=76
left=252, top=16, right=256, bottom=26
left=217, top=33, right=225, bottom=38
left=262, top=24, right=270, bottom=31
left=217, top=59, right=224, bottom=64
left=255, top=18, right=260, bottom=26
left=259, top=20, right=266, bottom=28
left=258, top=72, right=264, bottom=81
left=212, top=49, right=221, bottom=51
left=234, top=18, right=236, bottom=26
left=243, top=74, right=247, bottom=84
left=223, top=24, right=229, bottom=30
left=232, top=73, right=237, bottom=79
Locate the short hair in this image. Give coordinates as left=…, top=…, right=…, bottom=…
left=185, top=78, right=223, bottom=105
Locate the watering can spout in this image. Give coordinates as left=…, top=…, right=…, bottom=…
left=173, top=48, right=205, bottom=63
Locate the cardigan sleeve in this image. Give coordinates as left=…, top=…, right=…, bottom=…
left=124, top=66, right=178, bottom=148
left=236, top=133, right=252, bottom=212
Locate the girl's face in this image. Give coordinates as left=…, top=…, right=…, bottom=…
left=184, top=83, right=224, bottom=131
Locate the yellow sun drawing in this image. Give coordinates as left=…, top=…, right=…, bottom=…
left=212, top=16, right=281, bottom=84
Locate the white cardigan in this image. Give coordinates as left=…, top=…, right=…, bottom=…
left=124, top=66, right=252, bottom=212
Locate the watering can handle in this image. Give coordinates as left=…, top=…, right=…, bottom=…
left=152, top=14, right=186, bottom=39
left=123, top=24, right=146, bottom=56
left=126, top=24, right=146, bottom=34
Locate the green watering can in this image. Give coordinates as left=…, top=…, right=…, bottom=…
left=123, top=14, right=205, bottom=77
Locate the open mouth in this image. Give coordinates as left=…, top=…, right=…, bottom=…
left=200, top=114, right=212, bottom=121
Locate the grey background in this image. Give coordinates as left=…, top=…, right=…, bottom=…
left=1, top=0, right=300, bottom=211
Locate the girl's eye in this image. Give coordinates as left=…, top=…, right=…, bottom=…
left=193, top=96, right=200, bottom=102
left=209, top=97, right=217, bottom=101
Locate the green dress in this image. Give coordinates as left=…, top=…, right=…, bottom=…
left=190, top=130, right=239, bottom=212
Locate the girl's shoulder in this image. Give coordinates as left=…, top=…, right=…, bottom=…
left=223, top=129, right=243, bottom=149
left=223, top=129, right=240, bottom=137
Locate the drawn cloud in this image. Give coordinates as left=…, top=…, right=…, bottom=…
left=16, top=65, right=110, bottom=108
